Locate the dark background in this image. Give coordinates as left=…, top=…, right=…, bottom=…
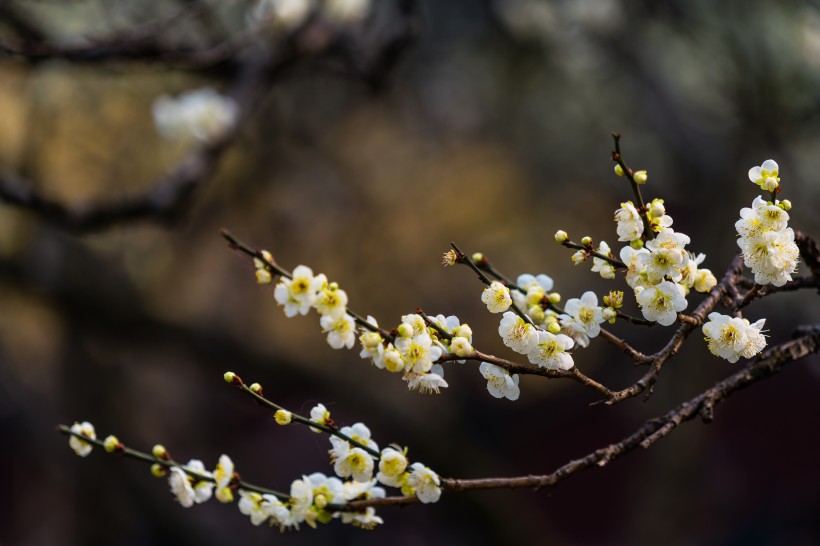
left=1, top=1, right=819, bottom=545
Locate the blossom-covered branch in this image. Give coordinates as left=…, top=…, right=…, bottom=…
left=345, top=325, right=820, bottom=510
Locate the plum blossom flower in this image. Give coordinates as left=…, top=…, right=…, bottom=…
left=320, top=312, right=357, bottom=349
left=527, top=330, right=574, bottom=370
left=614, top=201, right=644, bottom=241
left=406, top=463, right=441, bottom=504
left=498, top=311, right=539, bottom=354
left=560, top=291, right=604, bottom=342
left=68, top=421, right=96, bottom=457
left=482, top=281, right=512, bottom=313
left=274, top=265, right=326, bottom=317
left=702, top=313, right=767, bottom=362
left=394, top=332, right=442, bottom=374
left=748, top=159, right=780, bottom=192
left=377, top=449, right=408, bottom=487
left=334, top=447, right=375, bottom=482
left=479, top=362, right=520, bottom=400
left=406, top=364, right=448, bottom=394
left=309, top=403, right=331, bottom=432
left=635, top=281, right=687, bottom=326
left=213, top=454, right=235, bottom=503
left=591, top=241, right=617, bottom=279
left=168, top=460, right=213, bottom=508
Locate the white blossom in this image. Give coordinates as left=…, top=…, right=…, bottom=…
left=320, top=312, right=357, bottom=349
left=482, top=281, right=512, bottom=313
left=68, top=421, right=96, bottom=457
left=406, top=364, right=448, bottom=394
left=394, top=332, right=442, bottom=374
left=527, top=330, right=574, bottom=370
left=635, top=280, right=687, bottom=326
left=498, top=311, right=539, bottom=354
left=748, top=159, right=780, bottom=191
left=560, top=291, right=604, bottom=340
left=614, top=201, right=644, bottom=241
left=274, top=265, right=326, bottom=317
left=406, top=463, right=441, bottom=504
left=309, top=403, right=330, bottom=433
left=377, top=449, right=408, bottom=487
left=702, top=313, right=767, bottom=362
left=479, top=362, right=520, bottom=400
left=334, top=447, right=375, bottom=482
left=591, top=241, right=617, bottom=279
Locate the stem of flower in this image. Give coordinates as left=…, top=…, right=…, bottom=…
left=611, top=133, right=654, bottom=241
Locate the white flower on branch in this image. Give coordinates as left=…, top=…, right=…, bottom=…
left=482, top=281, right=512, bottom=313
left=274, top=265, right=326, bottom=317
left=736, top=196, right=799, bottom=287
left=377, top=448, right=408, bottom=487
left=406, top=463, right=442, bottom=504
left=748, top=159, right=780, bottom=192
left=635, top=281, right=687, bottom=326
left=498, top=311, right=539, bottom=354
left=334, top=447, right=375, bottom=482
left=702, top=313, right=767, bottom=363
left=591, top=241, right=617, bottom=279
left=68, top=421, right=95, bottom=457
left=527, top=330, right=575, bottom=370
left=614, top=201, right=644, bottom=242
left=320, top=312, right=357, bottom=349
left=309, top=403, right=331, bottom=432
left=168, top=460, right=213, bottom=508
left=479, top=362, right=520, bottom=400
left=406, top=364, right=448, bottom=394
left=213, top=454, right=235, bottom=503
left=559, top=291, right=604, bottom=344
left=395, top=332, right=442, bottom=374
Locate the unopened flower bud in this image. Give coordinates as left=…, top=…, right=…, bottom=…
left=471, top=252, right=484, bottom=264
left=314, top=493, right=328, bottom=509
left=581, top=236, right=592, bottom=247
left=397, top=323, right=413, bottom=338
left=548, top=292, right=561, bottom=304
left=152, top=444, right=168, bottom=459
left=614, top=164, right=625, bottom=177
left=554, top=230, right=568, bottom=243
left=648, top=198, right=665, bottom=218
left=383, top=347, right=404, bottom=372
left=103, top=435, right=121, bottom=453
left=633, top=170, right=648, bottom=184
left=150, top=463, right=167, bottom=478
left=255, top=269, right=272, bottom=284
left=630, top=239, right=644, bottom=249
left=602, top=307, right=617, bottom=323
left=223, top=371, right=238, bottom=384
left=249, top=383, right=263, bottom=394
left=274, top=410, right=292, bottom=425
left=547, top=321, right=562, bottom=334
left=260, top=250, right=273, bottom=263
left=779, top=199, right=792, bottom=211
left=527, top=305, right=545, bottom=323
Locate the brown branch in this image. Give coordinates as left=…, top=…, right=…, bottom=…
left=346, top=327, right=820, bottom=510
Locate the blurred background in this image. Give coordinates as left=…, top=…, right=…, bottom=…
left=1, top=0, right=820, bottom=544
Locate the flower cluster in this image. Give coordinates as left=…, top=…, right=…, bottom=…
left=736, top=191, right=799, bottom=287
left=702, top=313, right=767, bottom=362
left=152, top=87, right=238, bottom=144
